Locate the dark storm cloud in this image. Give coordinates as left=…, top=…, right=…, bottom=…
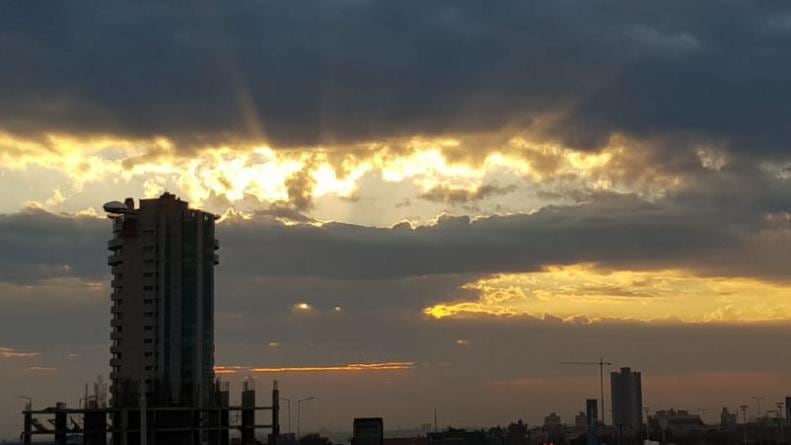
left=2, top=1, right=791, bottom=154
left=0, top=208, right=107, bottom=284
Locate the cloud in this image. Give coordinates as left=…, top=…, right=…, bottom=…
left=219, top=185, right=791, bottom=282
left=0, top=346, right=39, bottom=358
left=0, top=1, right=790, bottom=158
left=423, top=265, right=791, bottom=323
left=2, top=164, right=789, bottom=290
left=0, top=208, right=107, bottom=284
left=420, top=183, right=517, bottom=204
left=215, top=362, right=415, bottom=374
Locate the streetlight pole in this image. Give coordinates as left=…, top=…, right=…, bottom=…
left=297, top=397, right=316, bottom=440
left=281, top=397, right=292, bottom=434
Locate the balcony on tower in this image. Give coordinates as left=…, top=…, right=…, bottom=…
left=107, top=237, right=123, bottom=250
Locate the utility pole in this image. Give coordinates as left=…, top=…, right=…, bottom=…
left=561, top=357, right=613, bottom=425
left=740, top=405, right=749, bottom=423
left=281, top=398, right=292, bottom=434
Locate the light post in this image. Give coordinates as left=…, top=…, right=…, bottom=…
left=297, top=396, right=316, bottom=440
left=281, top=397, right=292, bottom=434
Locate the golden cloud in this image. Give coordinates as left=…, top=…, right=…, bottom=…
left=214, top=362, right=415, bottom=374
left=0, top=346, right=40, bottom=359
left=424, top=264, right=791, bottom=323
left=0, top=129, right=683, bottom=221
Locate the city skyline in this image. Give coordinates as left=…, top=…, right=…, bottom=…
left=2, top=1, right=791, bottom=441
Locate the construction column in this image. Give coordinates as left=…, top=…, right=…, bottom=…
left=241, top=379, right=256, bottom=445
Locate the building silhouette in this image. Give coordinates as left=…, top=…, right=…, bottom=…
left=786, top=397, right=791, bottom=423
left=107, top=193, right=219, bottom=408
left=353, top=418, right=384, bottom=445
left=543, top=412, right=561, bottom=428
left=610, top=367, right=643, bottom=434
left=21, top=194, right=280, bottom=445
left=586, top=399, right=599, bottom=445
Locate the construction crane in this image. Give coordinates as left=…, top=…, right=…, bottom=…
left=561, top=357, right=613, bottom=425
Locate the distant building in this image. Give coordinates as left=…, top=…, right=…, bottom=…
left=544, top=412, right=561, bottom=428
left=610, top=367, right=643, bottom=433
left=650, top=409, right=705, bottom=438
left=586, top=399, right=599, bottom=445
left=786, top=397, right=791, bottom=423
left=427, top=429, right=488, bottom=445
left=720, top=407, right=737, bottom=430
left=575, top=412, right=587, bottom=428
left=106, top=193, right=219, bottom=407
left=354, top=418, right=384, bottom=445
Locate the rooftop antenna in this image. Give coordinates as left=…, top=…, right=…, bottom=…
left=434, top=407, right=438, bottom=432
left=561, top=357, right=613, bottom=425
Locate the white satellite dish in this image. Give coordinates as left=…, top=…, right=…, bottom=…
left=103, top=201, right=129, bottom=214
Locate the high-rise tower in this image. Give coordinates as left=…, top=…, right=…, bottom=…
left=610, top=367, right=643, bottom=433
left=106, top=193, right=219, bottom=408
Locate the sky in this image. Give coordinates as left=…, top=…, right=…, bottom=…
left=2, top=0, right=791, bottom=439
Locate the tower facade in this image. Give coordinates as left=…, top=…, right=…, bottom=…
left=610, top=367, right=643, bottom=433
left=106, top=193, right=218, bottom=407
left=586, top=399, right=599, bottom=445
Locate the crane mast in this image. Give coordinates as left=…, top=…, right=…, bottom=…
left=560, top=357, right=613, bottom=425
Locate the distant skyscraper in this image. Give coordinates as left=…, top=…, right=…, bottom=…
left=611, top=367, right=643, bottom=432
left=106, top=193, right=219, bottom=407
left=586, top=399, right=599, bottom=445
